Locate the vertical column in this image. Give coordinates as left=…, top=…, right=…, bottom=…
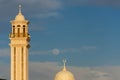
left=11, top=47, right=14, bottom=80
left=16, top=47, right=21, bottom=80
left=21, top=47, right=24, bottom=80
left=11, top=47, right=16, bottom=80
left=20, top=47, right=22, bottom=80
left=23, top=46, right=28, bottom=80
left=14, top=47, right=16, bottom=80
left=27, top=46, right=28, bottom=80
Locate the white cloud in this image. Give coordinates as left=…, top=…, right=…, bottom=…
left=29, top=62, right=58, bottom=80
left=0, top=0, right=62, bottom=21
left=33, top=12, right=59, bottom=18
left=30, top=50, right=51, bottom=55
left=0, top=46, right=96, bottom=56
left=81, top=46, right=97, bottom=51
left=27, top=62, right=120, bottom=80
left=30, top=46, right=96, bottom=55
left=20, top=0, right=61, bottom=10
left=1, top=61, right=120, bottom=80
left=60, top=46, right=96, bottom=53
left=63, top=0, right=120, bottom=7
left=21, top=0, right=62, bottom=18
left=0, top=62, right=9, bottom=79
left=0, top=0, right=62, bottom=35
left=29, top=26, right=45, bottom=31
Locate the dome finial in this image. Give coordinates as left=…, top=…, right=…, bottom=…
left=63, top=59, right=67, bottom=71
left=15, top=4, right=25, bottom=21
left=19, top=5, right=22, bottom=14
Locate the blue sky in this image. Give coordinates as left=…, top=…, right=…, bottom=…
left=29, top=6, right=120, bottom=67
left=1, top=0, right=120, bottom=80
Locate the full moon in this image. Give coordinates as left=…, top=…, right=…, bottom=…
left=52, top=48, right=60, bottom=55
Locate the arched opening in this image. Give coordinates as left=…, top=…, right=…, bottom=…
left=23, top=25, right=25, bottom=37
left=18, top=28, right=20, bottom=37
left=13, top=26, right=15, bottom=34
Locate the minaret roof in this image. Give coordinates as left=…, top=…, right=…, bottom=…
left=15, top=5, right=25, bottom=21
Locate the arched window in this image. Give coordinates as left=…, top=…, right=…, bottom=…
left=13, top=26, right=15, bottom=34
left=18, top=28, right=20, bottom=37
left=23, top=25, right=25, bottom=33
left=23, top=25, right=25, bottom=37
left=17, top=25, right=20, bottom=27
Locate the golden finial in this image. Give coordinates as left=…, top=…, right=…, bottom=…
left=63, top=59, right=67, bottom=71
left=19, top=5, right=22, bottom=13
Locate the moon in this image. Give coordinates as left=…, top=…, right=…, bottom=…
left=52, top=48, right=60, bottom=55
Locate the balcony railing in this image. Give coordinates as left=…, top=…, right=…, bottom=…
left=9, top=33, right=30, bottom=38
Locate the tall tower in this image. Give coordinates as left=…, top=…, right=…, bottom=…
left=9, top=5, right=30, bottom=80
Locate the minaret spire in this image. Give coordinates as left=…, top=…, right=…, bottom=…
left=63, top=59, right=67, bottom=71
left=19, top=5, right=22, bottom=14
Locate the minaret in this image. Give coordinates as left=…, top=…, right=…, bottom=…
left=9, top=5, right=30, bottom=80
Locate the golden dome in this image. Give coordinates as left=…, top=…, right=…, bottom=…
left=15, top=5, right=25, bottom=21
left=15, top=13, right=25, bottom=21
left=55, top=60, right=75, bottom=80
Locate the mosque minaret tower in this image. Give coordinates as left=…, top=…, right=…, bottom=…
left=9, top=5, right=30, bottom=80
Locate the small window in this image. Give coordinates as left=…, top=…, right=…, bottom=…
left=17, top=25, right=20, bottom=27
left=23, top=25, right=25, bottom=27
left=23, top=28, right=25, bottom=33
left=13, top=26, right=15, bottom=34
left=18, top=28, right=20, bottom=37
left=23, top=25, right=26, bottom=35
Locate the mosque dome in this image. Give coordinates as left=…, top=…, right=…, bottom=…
left=55, top=60, right=75, bottom=80
left=15, top=5, right=25, bottom=21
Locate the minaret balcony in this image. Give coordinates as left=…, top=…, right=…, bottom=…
left=9, top=33, right=30, bottom=38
